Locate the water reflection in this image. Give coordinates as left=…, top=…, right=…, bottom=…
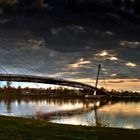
left=1, top=98, right=140, bottom=129
left=98, top=101, right=140, bottom=129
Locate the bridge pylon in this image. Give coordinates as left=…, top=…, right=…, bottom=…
left=94, top=64, right=101, bottom=95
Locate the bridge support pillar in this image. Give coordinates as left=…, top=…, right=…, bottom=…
left=94, top=64, right=101, bottom=95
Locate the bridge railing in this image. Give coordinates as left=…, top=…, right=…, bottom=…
left=0, top=73, right=110, bottom=95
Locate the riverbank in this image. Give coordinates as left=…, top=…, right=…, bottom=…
left=0, top=115, right=140, bottom=140
left=0, top=92, right=108, bottom=100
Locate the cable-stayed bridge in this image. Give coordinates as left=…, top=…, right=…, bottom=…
left=0, top=55, right=110, bottom=96
left=0, top=74, right=94, bottom=89
left=0, top=73, right=109, bottom=95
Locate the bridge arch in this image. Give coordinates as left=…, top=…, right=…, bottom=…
left=0, top=74, right=109, bottom=96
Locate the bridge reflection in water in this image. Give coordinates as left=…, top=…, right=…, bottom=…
left=0, top=98, right=110, bottom=127
left=0, top=66, right=110, bottom=126
left=35, top=99, right=109, bottom=126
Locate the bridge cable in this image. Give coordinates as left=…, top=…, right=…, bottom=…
left=0, top=65, right=9, bottom=74
left=6, top=49, right=36, bottom=75
left=0, top=49, right=27, bottom=74
left=100, top=66, right=108, bottom=91
left=9, top=50, right=43, bottom=76
left=0, top=48, right=41, bottom=75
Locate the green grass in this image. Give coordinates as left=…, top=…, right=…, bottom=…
left=0, top=116, right=140, bottom=140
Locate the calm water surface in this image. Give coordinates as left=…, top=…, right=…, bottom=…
left=0, top=98, right=140, bottom=129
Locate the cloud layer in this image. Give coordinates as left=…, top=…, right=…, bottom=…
left=0, top=14, right=140, bottom=91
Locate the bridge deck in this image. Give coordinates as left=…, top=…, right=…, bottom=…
left=0, top=74, right=110, bottom=95
left=0, top=74, right=95, bottom=89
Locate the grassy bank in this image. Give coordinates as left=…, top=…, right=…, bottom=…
left=0, top=116, right=140, bottom=140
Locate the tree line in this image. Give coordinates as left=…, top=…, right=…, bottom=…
left=0, top=84, right=84, bottom=98
left=0, top=83, right=140, bottom=99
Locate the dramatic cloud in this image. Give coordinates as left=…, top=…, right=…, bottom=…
left=0, top=14, right=140, bottom=91
left=95, top=50, right=119, bottom=62
left=110, top=73, right=117, bottom=77
left=96, top=50, right=108, bottom=57
left=120, top=41, right=140, bottom=48
left=108, top=57, right=118, bottom=61
left=67, top=58, right=91, bottom=69
left=125, top=62, right=137, bottom=67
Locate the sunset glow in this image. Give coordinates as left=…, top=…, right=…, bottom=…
left=125, top=62, right=137, bottom=67
left=0, top=4, right=140, bottom=92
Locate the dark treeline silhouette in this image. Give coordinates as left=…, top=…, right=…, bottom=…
left=0, top=85, right=85, bottom=98
left=0, top=84, right=140, bottom=99
left=100, top=87, right=140, bottom=99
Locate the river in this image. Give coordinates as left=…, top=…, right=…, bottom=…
left=0, top=98, right=140, bottom=129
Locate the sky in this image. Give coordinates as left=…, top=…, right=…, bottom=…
left=0, top=13, right=140, bottom=91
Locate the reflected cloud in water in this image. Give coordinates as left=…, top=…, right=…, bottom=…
left=1, top=98, right=140, bottom=129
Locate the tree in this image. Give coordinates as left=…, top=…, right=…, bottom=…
left=6, top=81, right=11, bottom=88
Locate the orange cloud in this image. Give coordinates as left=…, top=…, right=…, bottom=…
left=125, top=62, right=137, bottom=67
left=67, top=58, right=91, bottom=69
left=67, top=78, right=140, bottom=92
